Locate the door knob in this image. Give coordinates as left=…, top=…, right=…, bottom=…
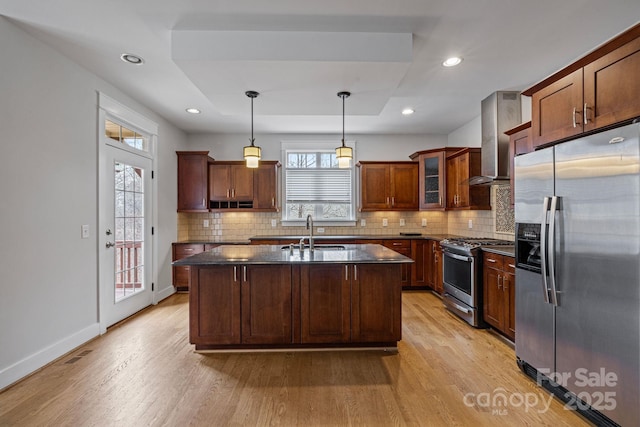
left=106, top=242, right=115, bottom=248
left=105, top=229, right=112, bottom=235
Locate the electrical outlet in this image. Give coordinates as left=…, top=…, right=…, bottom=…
left=271, top=219, right=277, bottom=227
left=399, top=218, right=406, bottom=227
left=317, top=227, right=325, bottom=233
left=382, top=218, right=388, bottom=227
left=421, top=218, right=427, bottom=227
left=468, top=219, right=473, bottom=229
left=203, top=219, right=209, bottom=228
left=81, top=224, right=89, bottom=239
left=360, top=219, right=366, bottom=227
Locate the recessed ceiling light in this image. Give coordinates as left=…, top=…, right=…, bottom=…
left=402, top=108, right=415, bottom=115
left=120, top=53, right=144, bottom=65
left=186, top=108, right=201, bottom=114
left=442, top=56, right=463, bottom=67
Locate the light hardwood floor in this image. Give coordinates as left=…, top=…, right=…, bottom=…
left=0, top=291, right=590, bottom=426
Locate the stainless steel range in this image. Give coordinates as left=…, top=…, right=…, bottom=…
left=440, top=237, right=512, bottom=327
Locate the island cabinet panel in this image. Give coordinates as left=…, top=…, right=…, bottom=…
left=241, top=265, right=293, bottom=344
left=300, top=265, right=351, bottom=343
left=190, top=266, right=241, bottom=345
left=351, top=264, right=402, bottom=343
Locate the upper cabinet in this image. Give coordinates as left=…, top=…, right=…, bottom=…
left=524, top=23, right=640, bottom=148
left=177, top=151, right=213, bottom=212
left=176, top=153, right=280, bottom=212
left=506, top=122, right=533, bottom=206
left=410, top=148, right=459, bottom=210
left=358, top=161, right=418, bottom=211
left=445, top=148, right=490, bottom=210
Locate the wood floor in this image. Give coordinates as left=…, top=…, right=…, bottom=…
left=0, top=291, right=590, bottom=426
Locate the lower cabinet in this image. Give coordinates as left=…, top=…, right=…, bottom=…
left=432, top=241, right=443, bottom=295
left=189, top=264, right=293, bottom=346
left=381, top=240, right=412, bottom=287
left=190, top=262, right=402, bottom=349
left=482, top=252, right=516, bottom=340
left=172, top=243, right=217, bottom=291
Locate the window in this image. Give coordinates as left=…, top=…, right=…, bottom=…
left=105, top=120, right=149, bottom=152
left=283, top=145, right=355, bottom=223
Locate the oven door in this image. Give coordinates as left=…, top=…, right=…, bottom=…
left=442, top=250, right=475, bottom=308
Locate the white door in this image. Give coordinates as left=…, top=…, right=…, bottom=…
left=99, top=143, right=153, bottom=329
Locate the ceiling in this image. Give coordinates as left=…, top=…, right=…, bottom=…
left=2, top=1, right=639, bottom=135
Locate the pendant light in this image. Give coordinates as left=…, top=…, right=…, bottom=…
left=335, top=91, right=352, bottom=168
left=243, top=90, right=261, bottom=168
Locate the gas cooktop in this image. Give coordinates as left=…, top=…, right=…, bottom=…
left=440, top=237, right=513, bottom=252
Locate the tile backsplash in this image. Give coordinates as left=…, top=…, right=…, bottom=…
left=178, top=185, right=515, bottom=242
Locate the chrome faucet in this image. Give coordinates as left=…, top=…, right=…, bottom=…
left=306, top=214, right=315, bottom=252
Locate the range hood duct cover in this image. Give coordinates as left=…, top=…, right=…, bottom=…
left=471, top=91, right=522, bottom=185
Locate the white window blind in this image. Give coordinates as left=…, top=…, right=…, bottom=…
left=286, top=168, right=351, bottom=202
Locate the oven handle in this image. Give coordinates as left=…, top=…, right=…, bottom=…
left=450, top=301, right=471, bottom=314
left=443, top=251, right=473, bottom=263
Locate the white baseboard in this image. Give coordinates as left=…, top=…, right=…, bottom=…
left=156, top=285, right=176, bottom=303
left=0, top=323, right=100, bottom=391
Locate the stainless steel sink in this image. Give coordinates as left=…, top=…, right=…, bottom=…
left=281, top=244, right=346, bottom=250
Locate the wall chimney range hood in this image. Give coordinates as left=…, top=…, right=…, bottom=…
left=468, top=91, right=522, bottom=185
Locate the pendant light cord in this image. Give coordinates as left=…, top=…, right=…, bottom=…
left=250, top=95, right=254, bottom=146
left=342, top=93, right=345, bottom=146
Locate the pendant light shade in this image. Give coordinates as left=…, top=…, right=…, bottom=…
left=335, top=91, right=352, bottom=168
left=243, top=90, right=261, bottom=168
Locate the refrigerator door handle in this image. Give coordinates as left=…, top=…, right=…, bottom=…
left=548, top=196, right=560, bottom=306
left=540, top=196, right=551, bottom=304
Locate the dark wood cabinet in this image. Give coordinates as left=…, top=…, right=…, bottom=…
left=359, top=162, right=418, bottom=211
left=431, top=240, right=443, bottom=295
left=209, top=162, right=254, bottom=208
left=189, top=265, right=240, bottom=345
left=176, top=151, right=212, bottom=212
left=410, top=149, right=458, bottom=210
left=300, top=264, right=352, bottom=344
left=241, top=265, right=293, bottom=344
left=382, top=240, right=412, bottom=287
left=525, top=24, right=640, bottom=148
left=190, top=264, right=292, bottom=346
left=482, top=252, right=516, bottom=340
left=506, top=122, right=533, bottom=206
left=411, top=239, right=432, bottom=288
left=172, top=243, right=218, bottom=291
left=445, top=148, right=490, bottom=210
left=351, top=264, right=402, bottom=343
left=253, top=162, right=280, bottom=210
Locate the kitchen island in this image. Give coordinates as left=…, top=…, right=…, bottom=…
left=173, top=244, right=413, bottom=351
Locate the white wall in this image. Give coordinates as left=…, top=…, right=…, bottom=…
left=0, top=17, right=187, bottom=389
left=187, top=133, right=447, bottom=161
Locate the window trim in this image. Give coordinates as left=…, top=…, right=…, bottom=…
left=281, top=141, right=357, bottom=226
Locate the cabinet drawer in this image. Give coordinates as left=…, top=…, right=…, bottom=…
left=483, top=252, right=504, bottom=269
left=173, top=244, right=206, bottom=259
left=504, top=256, right=516, bottom=274
left=383, top=240, right=411, bottom=251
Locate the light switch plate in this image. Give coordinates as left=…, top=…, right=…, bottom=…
left=203, top=219, right=209, bottom=228
left=399, top=219, right=406, bottom=227
left=360, top=219, right=366, bottom=227
left=468, top=219, right=473, bottom=229
left=382, top=218, right=388, bottom=227
left=421, top=218, right=427, bottom=227
left=271, top=219, right=277, bottom=227
left=81, top=224, right=89, bottom=239
left=317, top=227, right=325, bottom=233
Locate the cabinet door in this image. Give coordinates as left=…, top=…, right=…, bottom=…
left=189, top=265, right=240, bottom=345
left=531, top=69, right=583, bottom=147
left=351, top=264, right=402, bottom=343
left=503, top=257, right=516, bottom=340
left=389, top=163, right=418, bottom=210
left=231, top=164, right=254, bottom=200
left=382, top=240, right=412, bottom=286
left=509, top=124, right=532, bottom=206
left=411, top=240, right=432, bottom=287
left=177, top=152, right=209, bottom=212
left=209, top=164, right=231, bottom=200
left=583, top=36, right=640, bottom=132
left=455, top=153, right=470, bottom=207
left=241, top=265, right=292, bottom=344
left=483, top=266, right=503, bottom=330
left=445, top=156, right=458, bottom=208
left=253, top=163, right=278, bottom=210
left=431, top=241, right=443, bottom=294
left=300, top=265, right=351, bottom=343
left=360, top=164, right=390, bottom=210
left=419, top=152, right=446, bottom=210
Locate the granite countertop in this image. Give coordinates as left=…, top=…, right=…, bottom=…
left=173, top=240, right=250, bottom=245
left=249, top=234, right=459, bottom=241
left=482, top=245, right=516, bottom=258
left=173, top=244, right=415, bottom=266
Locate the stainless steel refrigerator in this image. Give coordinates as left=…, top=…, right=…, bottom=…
left=514, top=119, right=640, bottom=426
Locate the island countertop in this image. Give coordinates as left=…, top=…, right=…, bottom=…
left=173, top=243, right=414, bottom=266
